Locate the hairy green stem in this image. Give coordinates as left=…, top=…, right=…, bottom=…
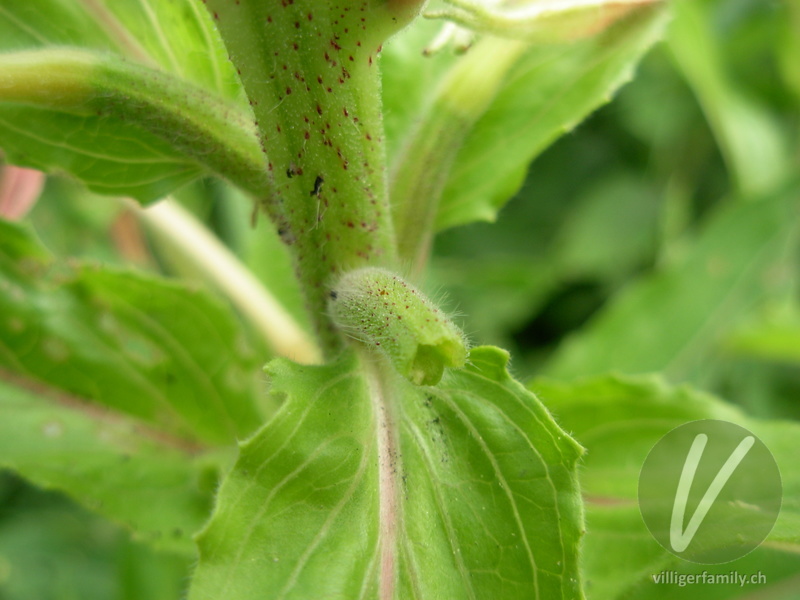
left=199, top=0, right=423, bottom=354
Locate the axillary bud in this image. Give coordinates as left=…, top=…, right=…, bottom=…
left=328, top=267, right=467, bottom=385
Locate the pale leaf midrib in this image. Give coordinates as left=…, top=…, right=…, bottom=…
left=0, top=365, right=207, bottom=455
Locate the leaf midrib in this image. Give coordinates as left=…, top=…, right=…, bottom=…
left=0, top=365, right=207, bottom=455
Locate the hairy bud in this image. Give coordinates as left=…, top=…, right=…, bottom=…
left=329, top=268, right=467, bottom=385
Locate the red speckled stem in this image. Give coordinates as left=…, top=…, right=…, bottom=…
left=201, top=0, right=422, bottom=354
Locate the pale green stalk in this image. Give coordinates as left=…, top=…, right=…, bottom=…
left=136, top=198, right=322, bottom=365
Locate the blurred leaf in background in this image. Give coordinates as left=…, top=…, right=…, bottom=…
left=531, top=373, right=800, bottom=599
left=0, top=472, right=190, bottom=600
left=1, top=0, right=798, bottom=597
left=434, top=0, right=800, bottom=412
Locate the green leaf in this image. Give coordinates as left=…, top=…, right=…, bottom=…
left=725, top=301, right=800, bottom=365
left=437, top=6, right=666, bottom=230
left=0, top=220, right=265, bottom=444
left=383, top=5, right=668, bottom=266
left=0, top=0, right=239, bottom=98
left=531, top=374, right=800, bottom=599
left=0, top=0, right=258, bottom=202
left=0, top=219, right=267, bottom=550
left=189, top=347, right=585, bottom=599
left=424, top=0, right=664, bottom=45
left=0, top=476, right=191, bottom=598
left=668, top=0, right=790, bottom=196
left=545, top=182, right=800, bottom=382
left=0, top=378, right=213, bottom=555
left=0, top=49, right=267, bottom=202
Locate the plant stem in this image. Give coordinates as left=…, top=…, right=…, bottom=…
left=136, top=198, right=322, bottom=365
left=200, top=0, right=424, bottom=356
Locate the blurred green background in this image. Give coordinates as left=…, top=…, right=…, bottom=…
left=2, top=0, right=798, bottom=598
left=432, top=0, right=800, bottom=413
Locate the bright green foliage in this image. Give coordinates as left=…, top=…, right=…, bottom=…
left=0, top=379, right=213, bottom=555
left=0, top=49, right=267, bottom=200
left=1, top=0, right=797, bottom=598
left=425, top=0, right=660, bottom=44
left=329, top=267, right=467, bottom=385
left=0, top=0, right=254, bottom=201
left=0, top=221, right=264, bottom=444
left=532, top=374, right=800, bottom=599
left=545, top=181, right=799, bottom=383
left=0, top=479, right=191, bottom=600
left=0, top=220, right=267, bottom=552
left=0, top=0, right=239, bottom=96
left=669, top=0, right=789, bottom=196
left=726, top=303, right=800, bottom=365
left=191, top=347, right=584, bottom=599
left=383, top=3, right=668, bottom=264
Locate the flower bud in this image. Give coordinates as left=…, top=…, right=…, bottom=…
left=329, top=267, right=467, bottom=385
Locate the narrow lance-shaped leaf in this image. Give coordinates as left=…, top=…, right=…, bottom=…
left=0, top=0, right=256, bottom=202
left=384, top=3, right=668, bottom=267
left=189, top=347, right=585, bottom=599
left=544, top=181, right=800, bottom=382
left=0, top=49, right=268, bottom=202
left=0, top=0, right=240, bottom=99
left=389, top=34, right=527, bottom=270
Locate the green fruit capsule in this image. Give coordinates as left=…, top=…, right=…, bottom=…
left=328, top=267, right=467, bottom=385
